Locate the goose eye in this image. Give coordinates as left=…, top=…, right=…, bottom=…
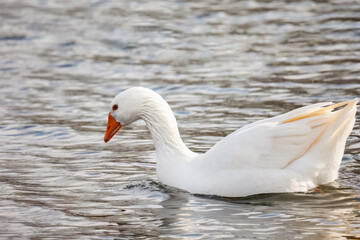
left=112, top=104, right=118, bottom=111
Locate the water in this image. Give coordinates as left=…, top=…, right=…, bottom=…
left=0, top=0, right=360, bottom=239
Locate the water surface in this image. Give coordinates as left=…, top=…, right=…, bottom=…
left=0, top=0, right=360, bottom=239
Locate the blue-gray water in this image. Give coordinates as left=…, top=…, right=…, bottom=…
left=1, top=0, right=360, bottom=239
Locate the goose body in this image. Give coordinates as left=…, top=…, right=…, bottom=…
left=104, top=87, right=358, bottom=197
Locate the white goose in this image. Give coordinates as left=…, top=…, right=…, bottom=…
left=104, top=87, right=358, bottom=197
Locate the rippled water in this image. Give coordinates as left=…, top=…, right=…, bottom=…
left=1, top=0, right=360, bottom=239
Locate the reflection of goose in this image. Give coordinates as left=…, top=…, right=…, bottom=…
left=104, top=87, right=357, bottom=197
left=157, top=190, right=360, bottom=239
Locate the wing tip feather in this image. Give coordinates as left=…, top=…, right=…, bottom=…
left=281, top=99, right=358, bottom=125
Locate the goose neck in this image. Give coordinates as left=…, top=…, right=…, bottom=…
left=140, top=98, right=194, bottom=160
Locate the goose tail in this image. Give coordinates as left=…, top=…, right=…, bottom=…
left=286, top=98, right=358, bottom=184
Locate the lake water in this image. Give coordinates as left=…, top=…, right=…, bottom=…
left=0, top=0, right=360, bottom=239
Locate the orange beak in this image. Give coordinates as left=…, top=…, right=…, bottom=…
left=104, top=113, right=122, bottom=143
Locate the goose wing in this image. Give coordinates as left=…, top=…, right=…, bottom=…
left=204, top=99, right=358, bottom=170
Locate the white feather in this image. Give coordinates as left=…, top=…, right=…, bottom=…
left=108, top=87, right=358, bottom=197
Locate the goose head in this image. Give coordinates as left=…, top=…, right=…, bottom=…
left=104, top=87, right=147, bottom=143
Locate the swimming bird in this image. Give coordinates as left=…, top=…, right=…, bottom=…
left=104, top=87, right=357, bottom=197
